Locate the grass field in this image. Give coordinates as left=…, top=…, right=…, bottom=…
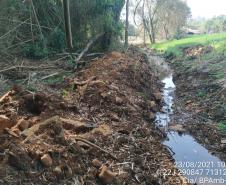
left=151, top=32, right=226, bottom=56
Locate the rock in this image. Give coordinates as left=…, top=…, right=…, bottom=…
left=221, top=139, right=226, bottom=144
left=148, top=101, right=156, bottom=107
left=92, top=159, right=102, bottom=168
left=153, top=93, right=162, bottom=101
left=63, top=165, right=73, bottom=177
left=101, top=92, right=108, bottom=98
left=33, top=150, right=43, bottom=158
left=17, top=118, right=30, bottom=131
left=98, top=165, right=116, bottom=184
left=115, top=97, right=123, bottom=104
left=109, top=84, right=119, bottom=91
left=148, top=101, right=158, bottom=112
left=53, top=166, right=62, bottom=175
left=41, top=154, right=53, bottom=167
left=149, top=112, right=156, bottom=120
left=186, top=100, right=192, bottom=104
left=169, top=124, right=185, bottom=132
left=0, top=115, right=13, bottom=133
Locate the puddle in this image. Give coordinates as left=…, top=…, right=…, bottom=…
left=155, top=74, right=226, bottom=185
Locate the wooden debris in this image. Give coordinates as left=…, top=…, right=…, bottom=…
left=72, top=76, right=96, bottom=86
left=98, top=165, right=117, bottom=184
left=0, top=91, right=12, bottom=103
left=0, top=115, right=14, bottom=133
left=41, top=72, right=60, bottom=80
left=22, top=116, right=60, bottom=143
left=15, top=118, right=30, bottom=131
left=69, top=136, right=117, bottom=160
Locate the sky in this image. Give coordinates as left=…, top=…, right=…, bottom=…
left=187, top=0, right=226, bottom=18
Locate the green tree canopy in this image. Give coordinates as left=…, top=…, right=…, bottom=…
left=0, top=0, right=125, bottom=59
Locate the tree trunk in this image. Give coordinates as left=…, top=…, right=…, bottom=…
left=143, top=28, right=146, bottom=45
left=163, top=24, right=169, bottom=40
left=124, top=0, right=129, bottom=47
left=63, top=0, right=73, bottom=50
left=142, top=0, right=146, bottom=45
left=150, top=20, right=156, bottom=44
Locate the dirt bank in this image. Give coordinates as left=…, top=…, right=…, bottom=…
left=168, top=45, right=226, bottom=160
left=0, top=49, right=187, bottom=184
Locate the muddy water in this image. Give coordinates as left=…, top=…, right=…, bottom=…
left=155, top=75, right=226, bottom=185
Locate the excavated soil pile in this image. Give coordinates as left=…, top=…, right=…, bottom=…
left=0, top=50, right=185, bottom=184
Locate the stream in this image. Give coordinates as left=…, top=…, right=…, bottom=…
left=155, top=74, right=226, bottom=185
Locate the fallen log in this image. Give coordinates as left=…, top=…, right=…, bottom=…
left=76, top=33, right=104, bottom=63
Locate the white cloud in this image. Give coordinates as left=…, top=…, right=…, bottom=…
left=187, top=0, right=226, bottom=18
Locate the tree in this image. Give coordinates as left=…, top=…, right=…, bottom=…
left=134, top=0, right=166, bottom=44
left=0, top=0, right=126, bottom=58
left=125, top=0, right=130, bottom=47
left=134, top=0, right=190, bottom=42
left=204, top=15, right=226, bottom=34
left=157, top=0, right=191, bottom=40
left=63, top=0, right=73, bottom=50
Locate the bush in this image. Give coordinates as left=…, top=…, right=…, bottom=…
left=23, top=37, right=49, bottom=59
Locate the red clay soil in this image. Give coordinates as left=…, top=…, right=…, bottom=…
left=0, top=50, right=187, bottom=184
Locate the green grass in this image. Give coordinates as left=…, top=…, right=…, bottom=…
left=219, top=121, right=226, bottom=132
left=196, top=89, right=207, bottom=98
left=151, top=32, right=226, bottom=57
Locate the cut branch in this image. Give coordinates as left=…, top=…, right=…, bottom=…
left=0, top=65, right=55, bottom=73
left=0, top=91, right=12, bottom=104
left=76, top=33, right=105, bottom=62
left=70, top=136, right=118, bottom=160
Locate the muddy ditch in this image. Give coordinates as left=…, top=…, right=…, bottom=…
left=0, top=49, right=188, bottom=185
left=169, top=52, right=226, bottom=160
left=146, top=45, right=226, bottom=185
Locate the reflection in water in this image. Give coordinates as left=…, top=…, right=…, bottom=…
left=155, top=75, right=226, bottom=185
left=155, top=75, right=175, bottom=130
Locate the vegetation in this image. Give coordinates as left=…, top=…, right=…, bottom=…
left=189, top=15, right=226, bottom=34
left=0, top=0, right=125, bottom=59
left=133, top=0, right=190, bottom=43
left=151, top=32, right=226, bottom=56
left=219, top=121, right=226, bottom=132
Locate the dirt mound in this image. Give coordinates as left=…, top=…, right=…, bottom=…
left=0, top=51, right=186, bottom=184
left=184, top=45, right=213, bottom=58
